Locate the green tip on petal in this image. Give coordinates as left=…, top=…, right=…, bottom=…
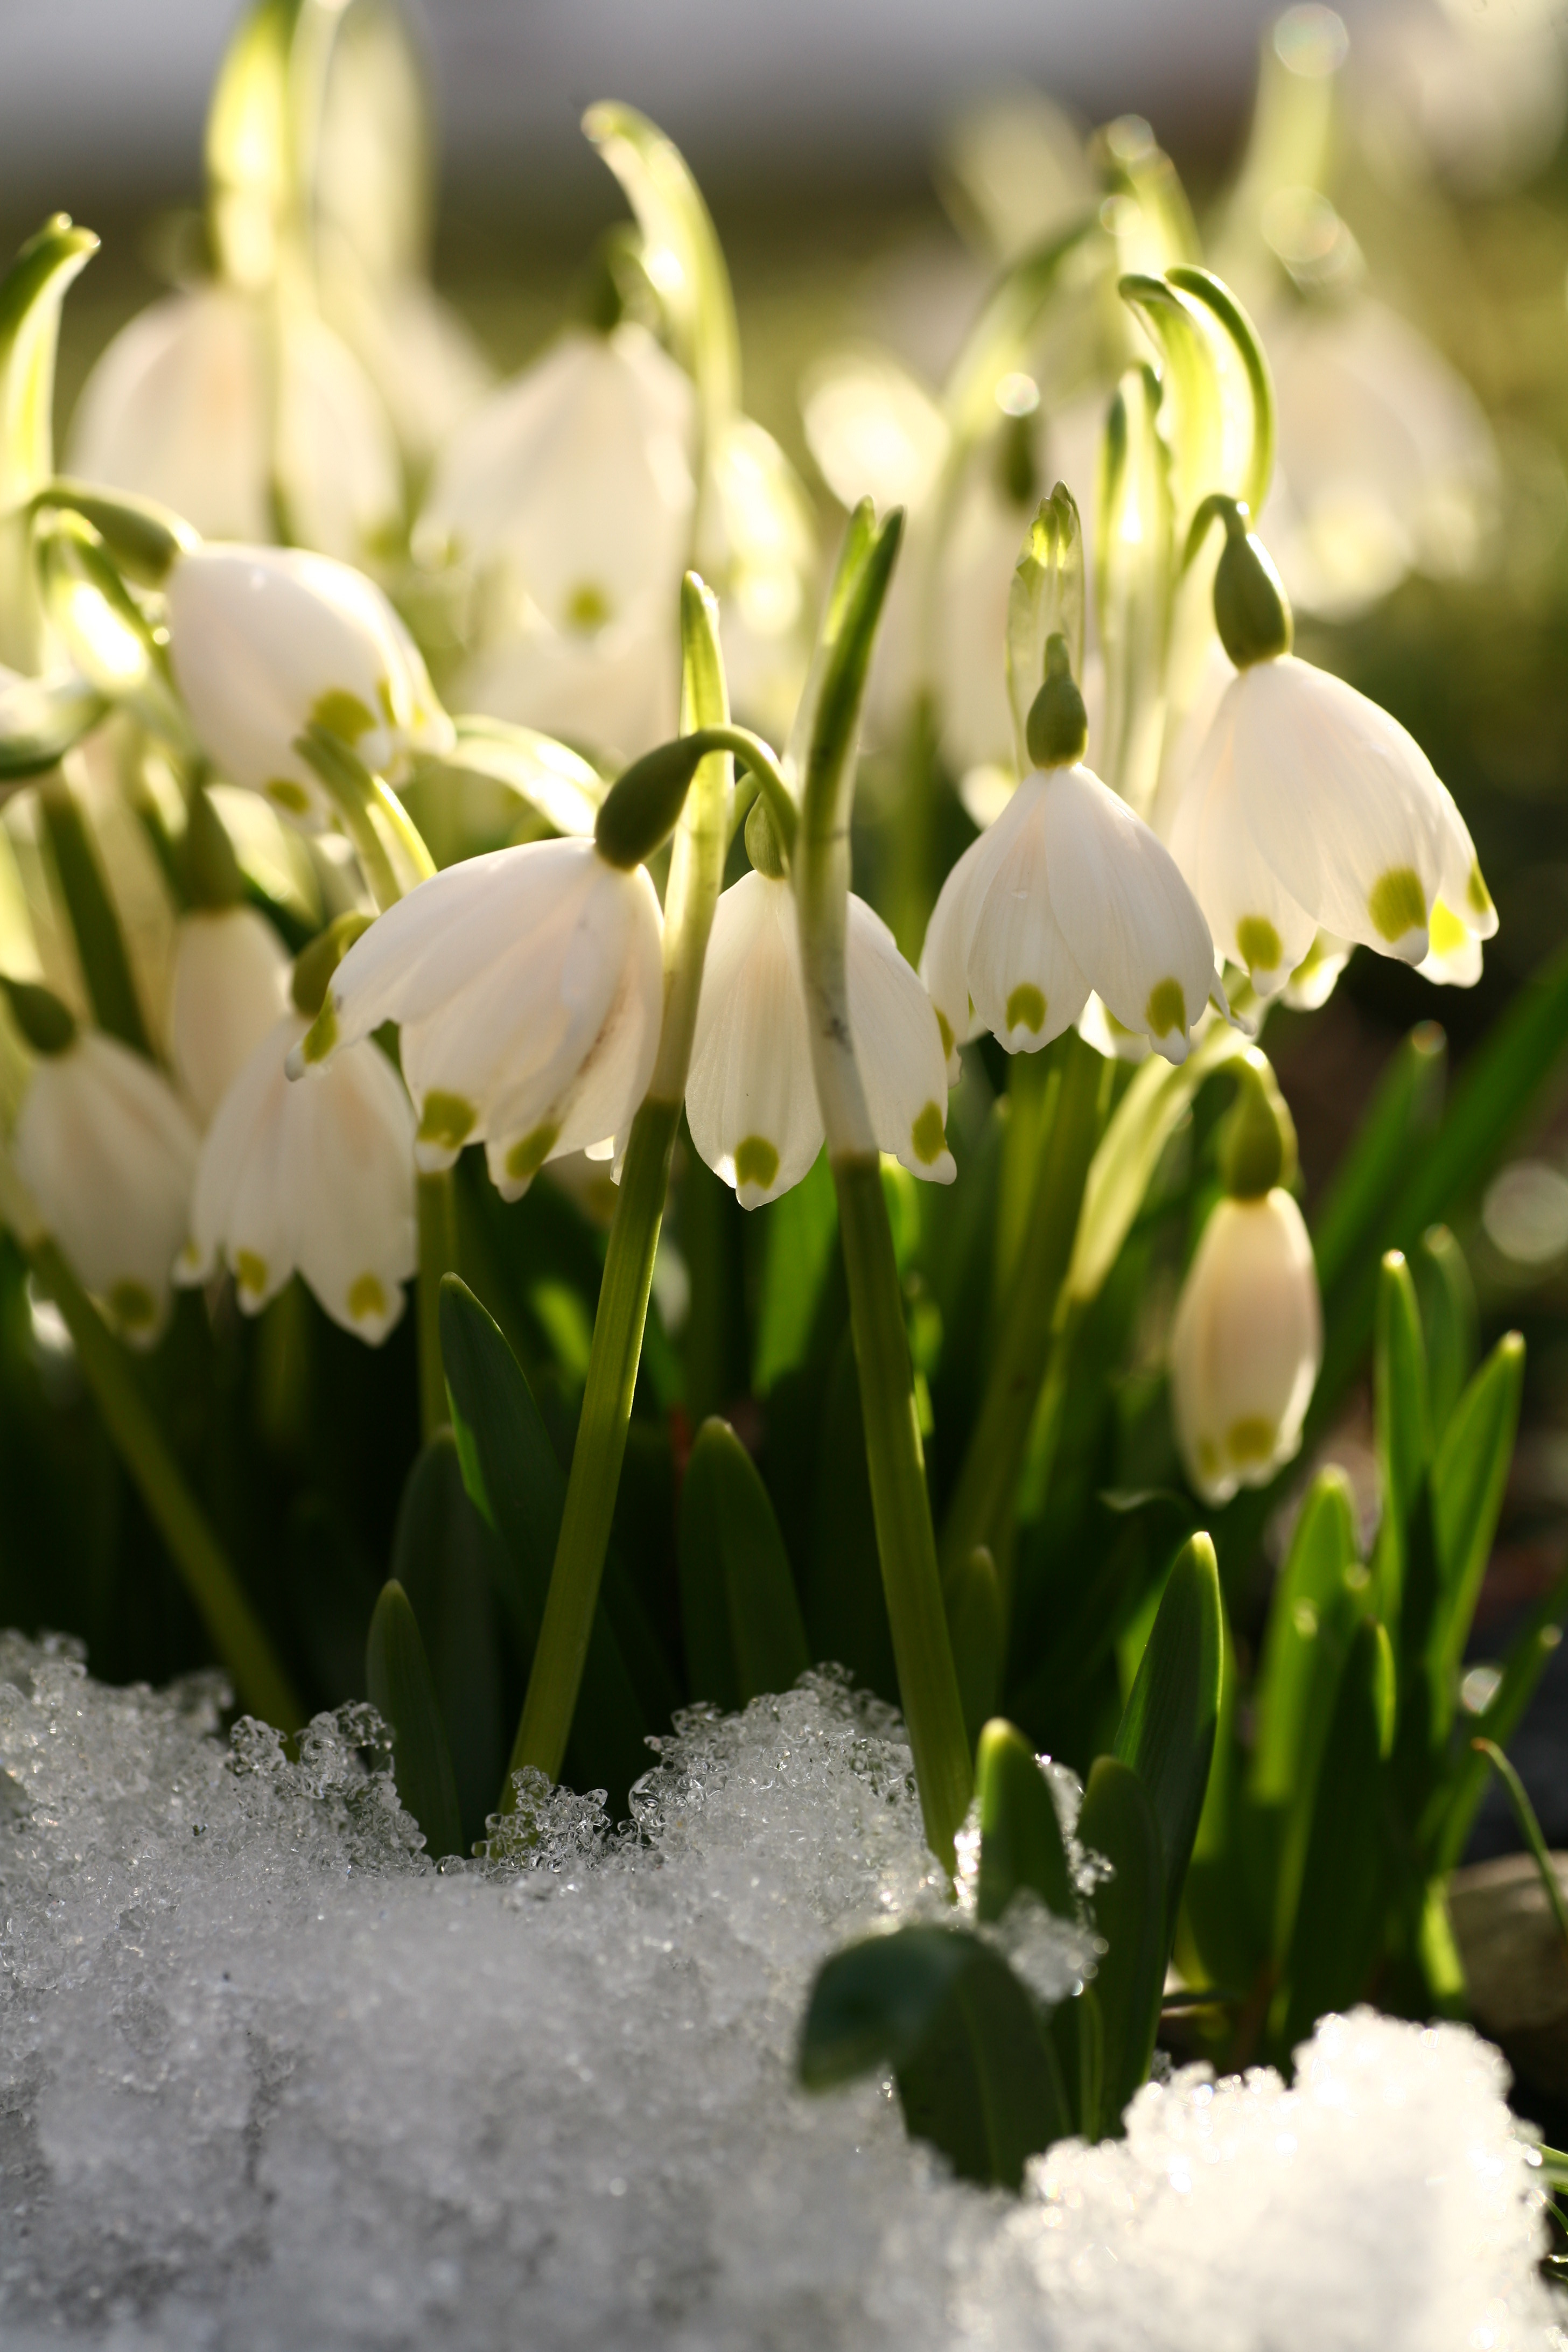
left=734, top=1135, right=780, bottom=1193
left=505, top=1122, right=561, bottom=1186
left=0, top=975, right=76, bottom=1055
left=1235, top=914, right=1283, bottom=978
left=1005, top=982, right=1047, bottom=1037
left=418, top=1091, right=478, bottom=1154
left=1212, top=505, right=1293, bottom=668
left=911, top=1101, right=947, bottom=1165
left=1024, top=634, right=1088, bottom=769
left=1368, top=866, right=1427, bottom=947
left=1145, top=977, right=1186, bottom=1040
left=347, top=1272, right=388, bottom=1323
left=291, top=912, right=375, bottom=1017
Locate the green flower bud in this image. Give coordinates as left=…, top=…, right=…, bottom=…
left=1219, top=1051, right=1298, bottom=1199
left=291, top=912, right=376, bottom=1018
left=1213, top=504, right=1293, bottom=668
left=1, top=976, right=78, bottom=1056
left=594, top=737, right=706, bottom=870
left=1025, top=634, right=1088, bottom=770
left=183, top=786, right=244, bottom=911
left=744, top=789, right=787, bottom=879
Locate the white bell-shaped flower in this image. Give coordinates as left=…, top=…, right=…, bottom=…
left=167, top=905, right=291, bottom=1126
left=13, top=1019, right=198, bottom=1346
left=295, top=837, right=664, bottom=1201
left=922, top=759, right=1222, bottom=1073
left=420, top=324, right=694, bottom=759
left=687, top=870, right=954, bottom=1208
left=68, top=286, right=401, bottom=564
left=1171, top=652, right=1496, bottom=995
left=165, top=544, right=453, bottom=829
left=179, top=1013, right=415, bottom=1342
left=1168, top=1188, right=1322, bottom=1506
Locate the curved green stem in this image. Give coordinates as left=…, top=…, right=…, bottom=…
left=296, top=723, right=437, bottom=911
left=31, top=1231, right=303, bottom=1728
left=678, top=724, right=797, bottom=860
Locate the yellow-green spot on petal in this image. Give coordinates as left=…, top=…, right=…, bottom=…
left=300, top=998, right=338, bottom=1065
left=347, top=1272, right=387, bottom=1323
left=734, top=1135, right=780, bottom=1192
left=1429, top=901, right=1467, bottom=958
left=1005, top=982, right=1046, bottom=1035
left=1198, top=1437, right=1220, bottom=1478
left=108, top=1280, right=157, bottom=1332
left=266, top=777, right=312, bottom=816
left=505, top=1121, right=561, bottom=1184
left=911, top=1101, right=947, bottom=1165
left=418, top=1090, right=478, bottom=1152
left=234, top=1250, right=268, bottom=1298
left=375, top=676, right=397, bottom=728
left=1368, top=866, right=1426, bottom=944
left=311, top=688, right=379, bottom=744
left=564, top=582, right=612, bottom=634
left=1227, top=1414, right=1278, bottom=1466
left=1468, top=860, right=1494, bottom=920
left=936, top=1007, right=954, bottom=1059
left=1236, top=915, right=1283, bottom=975
left=1146, top=977, right=1186, bottom=1038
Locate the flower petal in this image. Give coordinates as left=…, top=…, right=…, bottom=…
left=685, top=872, right=823, bottom=1208
left=290, top=1040, right=417, bottom=1341
left=1168, top=732, right=1317, bottom=997
left=846, top=894, right=955, bottom=1184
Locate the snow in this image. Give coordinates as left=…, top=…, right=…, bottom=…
left=0, top=1632, right=1556, bottom=2351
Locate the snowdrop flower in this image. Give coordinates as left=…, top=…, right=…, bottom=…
left=922, top=637, right=1222, bottom=1072
left=167, top=905, right=291, bottom=1125
left=68, top=286, right=401, bottom=564
left=165, top=543, right=453, bottom=828
left=1168, top=1055, right=1321, bottom=1505
left=687, top=864, right=955, bottom=1209
left=7, top=984, right=198, bottom=1345
left=420, top=324, right=694, bottom=759
left=1168, top=507, right=1495, bottom=996
left=293, top=836, right=663, bottom=1201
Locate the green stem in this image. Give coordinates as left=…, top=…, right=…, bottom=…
left=416, top=1168, right=454, bottom=1443
left=296, top=724, right=436, bottom=911
left=1473, top=1736, right=1568, bottom=1967
left=38, top=771, right=151, bottom=1054
left=835, top=1153, right=973, bottom=1872
left=509, top=1092, right=681, bottom=1782
left=939, top=1031, right=1105, bottom=1580
left=32, top=1235, right=303, bottom=1727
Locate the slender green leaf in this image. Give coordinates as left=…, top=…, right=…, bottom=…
left=38, top=772, right=151, bottom=1053
left=391, top=1431, right=508, bottom=1852
left=976, top=1717, right=1075, bottom=1925
left=941, top=216, right=1099, bottom=450
left=1429, top=1567, right=1568, bottom=1871
left=678, top=1416, right=810, bottom=1711
left=366, top=1579, right=464, bottom=1861
left=752, top=1147, right=839, bottom=1394
left=0, top=216, right=98, bottom=669
left=1412, top=1224, right=1477, bottom=1441
left=1431, top=1333, right=1524, bottom=1695
left=1372, top=1251, right=1429, bottom=1637
left=1311, top=1022, right=1446, bottom=1300
left=1118, top=274, right=1224, bottom=531
left=1165, top=265, right=1276, bottom=515
left=1096, top=363, right=1173, bottom=807
left=1249, top=1468, right=1361, bottom=1806
left=1078, top=1757, right=1165, bottom=2136
left=947, top=1546, right=1005, bottom=1751
left=1112, top=1530, right=1223, bottom=1947
left=1472, top=1738, right=1568, bottom=1968
left=801, top=1330, right=897, bottom=1702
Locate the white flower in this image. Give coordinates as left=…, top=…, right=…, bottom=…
left=14, top=1031, right=198, bottom=1345
left=1170, top=654, right=1495, bottom=994
left=296, top=836, right=664, bottom=1201
left=179, top=1014, right=415, bottom=1342
left=165, top=544, right=453, bottom=829
left=420, top=324, right=694, bottom=759
left=922, top=762, right=1222, bottom=1073
left=67, top=286, right=401, bottom=564
left=1168, top=1187, right=1322, bottom=1506
left=687, top=870, right=955, bottom=1207
left=167, top=905, right=291, bottom=1125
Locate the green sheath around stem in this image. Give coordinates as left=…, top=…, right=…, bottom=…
left=834, top=1152, right=973, bottom=1873
left=31, top=1236, right=303, bottom=1728
left=507, top=1091, right=682, bottom=1783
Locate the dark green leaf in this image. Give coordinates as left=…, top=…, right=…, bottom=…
left=801, top=1329, right=897, bottom=1703
left=947, top=1547, right=1005, bottom=1749
left=1412, top=1225, right=1477, bottom=1441
left=678, top=1416, right=810, bottom=1711
left=1312, top=1023, right=1446, bottom=1300
left=1431, top=1333, right=1524, bottom=1698
left=1077, top=1757, right=1165, bottom=2136
left=1112, top=1530, right=1222, bottom=1948
left=976, top=1717, right=1075, bottom=1925
left=391, top=1432, right=508, bottom=1852
left=365, top=1579, right=464, bottom=1861
left=1372, top=1252, right=1429, bottom=1636
left=1249, top=1468, right=1362, bottom=1807
left=752, top=1148, right=839, bottom=1395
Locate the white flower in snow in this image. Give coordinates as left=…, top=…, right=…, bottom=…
left=687, top=870, right=954, bottom=1208
left=68, top=286, right=401, bottom=564
left=11, top=1011, right=198, bottom=1346
left=421, top=324, right=694, bottom=758
left=165, top=544, right=453, bottom=829
left=179, top=1010, right=415, bottom=1342
left=922, top=758, right=1222, bottom=1072
left=1169, top=1188, right=1322, bottom=1506
left=1170, top=652, right=1496, bottom=996
left=295, top=837, right=664, bottom=1201
left=167, top=905, right=291, bottom=1125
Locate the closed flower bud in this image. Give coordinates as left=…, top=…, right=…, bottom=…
left=292, top=836, right=664, bottom=1201
left=164, top=543, right=453, bottom=828
left=921, top=760, right=1223, bottom=1074
left=1168, top=1188, right=1322, bottom=1506
left=13, top=1021, right=199, bottom=1346
left=167, top=905, right=291, bottom=1126
left=179, top=1014, right=415, bottom=1342
left=686, top=870, right=955, bottom=1208
left=1171, top=652, right=1496, bottom=995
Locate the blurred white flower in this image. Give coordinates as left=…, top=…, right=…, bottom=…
left=704, top=418, right=818, bottom=742
left=1169, top=1188, right=1322, bottom=1506
left=67, top=286, right=402, bottom=564
left=686, top=869, right=954, bottom=1209
left=922, top=760, right=1222, bottom=1072
left=295, top=836, right=663, bottom=1201
left=421, top=324, right=695, bottom=759
left=165, top=543, right=452, bottom=828
left=13, top=1023, right=198, bottom=1346
left=1170, top=653, right=1495, bottom=993
left=179, top=1012, right=415, bottom=1343
left=167, top=904, right=291, bottom=1125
